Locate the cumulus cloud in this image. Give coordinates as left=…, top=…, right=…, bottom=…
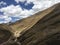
left=0, top=0, right=60, bottom=23
left=0, top=5, right=34, bottom=18
left=0, top=15, right=12, bottom=23
left=0, top=1, right=7, bottom=6
left=15, top=0, right=60, bottom=13
left=0, top=4, right=35, bottom=23
left=15, top=0, right=26, bottom=3
left=0, top=5, right=22, bottom=16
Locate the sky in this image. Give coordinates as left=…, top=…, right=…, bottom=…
left=0, top=0, right=60, bottom=24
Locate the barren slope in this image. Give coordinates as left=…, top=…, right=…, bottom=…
left=17, top=3, right=60, bottom=45
left=10, top=4, right=56, bottom=37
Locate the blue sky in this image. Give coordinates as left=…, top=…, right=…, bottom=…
left=0, top=0, right=34, bottom=10
left=0, top=0, right=60, bottom=23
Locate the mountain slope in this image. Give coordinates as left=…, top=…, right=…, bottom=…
left=17, top=3, right=60, bottom=45
left=9, top=3, right=55, bottom=37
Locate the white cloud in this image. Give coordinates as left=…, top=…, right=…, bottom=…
left=26, top=0, right=60, bottom=12
left=15, top=0, right=60, bottom=12
left=0, top=1, right=7, bottom=6
left=0, top=5, right=34, bottom=18
left=0, top=15, right=12, bottom=23
left=0, top=5, right=22, bottom=16
left=0, top=0, right=60, bottom=23
left=0, top=4, right=34, bottom=23
left=15, top=0, right=26, bottom=3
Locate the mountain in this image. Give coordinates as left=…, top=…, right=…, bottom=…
left=9, top=3, right=55, bottom=37
left=0, top=3, right=60, bottom=45
left=16, top=3, right=60, bottom=45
